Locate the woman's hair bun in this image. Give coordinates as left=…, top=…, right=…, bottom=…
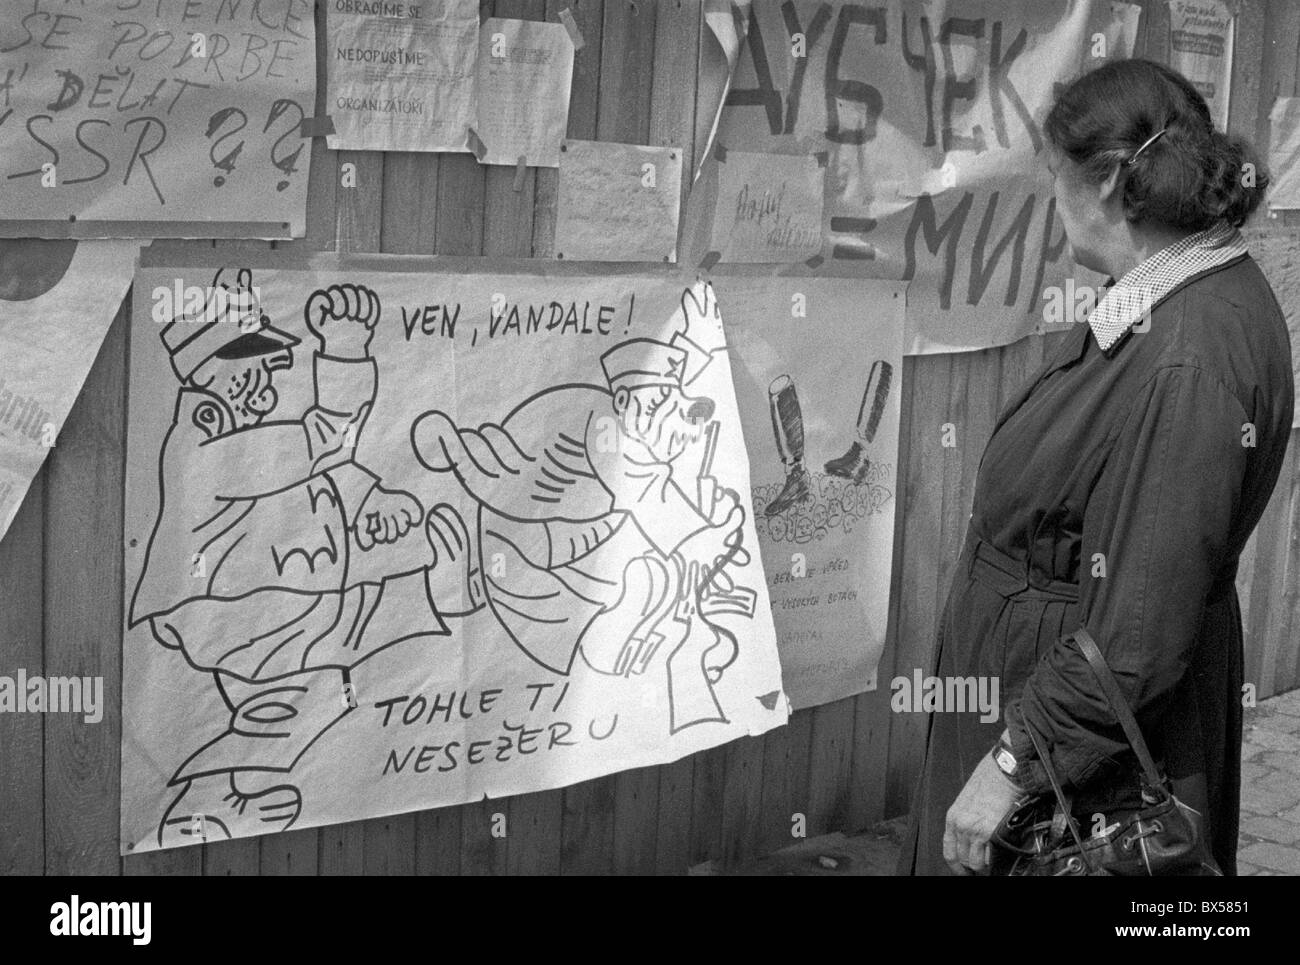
left=1045, top=59, right=1268, bottom=230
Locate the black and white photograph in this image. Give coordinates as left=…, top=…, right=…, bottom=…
left=1, top=0, right=1297, bottom=945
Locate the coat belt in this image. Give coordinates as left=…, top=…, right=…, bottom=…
left=966, top=536, right=1080, bottom=603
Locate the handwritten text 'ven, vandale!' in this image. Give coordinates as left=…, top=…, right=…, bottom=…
left=401, top=297, right=637, bottom=345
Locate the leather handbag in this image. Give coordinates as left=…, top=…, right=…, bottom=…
left=989, top=628, right=1221, bottom=876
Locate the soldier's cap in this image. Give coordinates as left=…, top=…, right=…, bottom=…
left=160, top=268, right=300, bottom=382
left=600, top=338, right=688, bottom=391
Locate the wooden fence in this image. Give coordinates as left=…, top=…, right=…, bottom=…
left=1, top=0, right=1297, bottom=875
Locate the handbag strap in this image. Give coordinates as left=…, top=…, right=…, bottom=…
left=1020, top=717, right=1095, bottom=870
left=1071, top=627, right=1164, bottom=788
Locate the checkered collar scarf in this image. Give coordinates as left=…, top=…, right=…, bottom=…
left=1087, top=220, right=1247, bottom=352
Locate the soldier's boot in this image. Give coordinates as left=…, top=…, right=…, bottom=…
left=765, top=375, right=811, bottom=517
left=425, top=502, right=484, bottom=616
left=157, top=773, right=302, bottom=849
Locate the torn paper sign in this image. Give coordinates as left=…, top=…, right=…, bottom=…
left=556, top=141, right=684, bottom=262
left=709, top=151, right=824, bottom=264
left=120, top=257, right=788, bottom=853
left=326, top=0, right=479, bottom=153
left=474, top=18, right=575, bottom=167
left=0, top=240, right=140, bottom=542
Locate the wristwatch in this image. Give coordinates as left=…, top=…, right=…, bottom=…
left=991, top=736, right=1021, bottom=784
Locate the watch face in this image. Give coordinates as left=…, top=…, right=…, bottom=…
left=995, top=747, right=1017, bottom=774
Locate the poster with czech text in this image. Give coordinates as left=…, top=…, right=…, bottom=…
left=120, top=254, right=789, bottom=852
left=719, top=275, right=905, bottom=708
left=0, top=0, right=316, bottom=238
left=687, top=0, right=1131, bottom=353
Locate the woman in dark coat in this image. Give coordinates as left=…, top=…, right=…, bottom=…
left=898, top=59, right=1295, bottom=876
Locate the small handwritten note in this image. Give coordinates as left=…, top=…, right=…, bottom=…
left=711, top=152, right=824, bottom=263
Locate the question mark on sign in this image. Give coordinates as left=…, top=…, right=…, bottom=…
left=263, top=98, right=305, bottom=193
left=205, top=106, right=247, bottom=187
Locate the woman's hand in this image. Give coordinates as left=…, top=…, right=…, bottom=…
left=943, top=747, right=1023, bottom=874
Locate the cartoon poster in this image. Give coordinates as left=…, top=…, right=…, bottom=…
left=0, top=239, right=140, bottom=542
left=0, top=0, right=315, bottom=238
left=717, top=275, right=904, bottom=707
left=685, top=0, right=1121, bottom=354
left=325, top=0, right=479, bottom=153
left=121, top=253, right=788, bottom=852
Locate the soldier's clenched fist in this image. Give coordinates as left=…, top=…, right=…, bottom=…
left=304, top=283, right=381, bottom=359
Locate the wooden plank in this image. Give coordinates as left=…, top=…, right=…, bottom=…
left=1144, top=0, right=1172, bottom=65
left=536, top=0, right=607, bottom=257
left=651, top=0, right=703, bottom=261
left=414, top=808, right=463, bottom=874
left=884, top=353, right=951, bottom=817
left=718, top=735, right=765, bottom=865
left=319, top=823, right=365, bottom=875
left=652, top=755, right=695, bottom=873
left=559, top=774, right=617, bottom=874
left=687, top=743, right=728, bottom=864
left=1254, top=0, right=1300, bottom=152
left=122, top=846, right=202, bottom=875
left=204, top=837, right=262, bottom=876
left=612, top=764, right=662, bottom=873
left=42, top=303, right=129, bottom=875
left=380, top=154, right=441, bottom=254
left=362, top=814, right=418, bottom=875
left=0, top=470, right=44, bottom=874
left=278, top=0, right=338, bottom=255
left=1228, top=0, right=1267, bottom=142
left=336, top=153, right=386, bottom=253
left=755, top=707, right=813, bottom=853
left=504, top=789, right=563, bottom=874
left=805, top=697, right=856, bottom=835
left=260, top=827, right=319, bottom=876
left=847, top=344, right=924, bottom=830
left=598, top=0, right=657, bottom=144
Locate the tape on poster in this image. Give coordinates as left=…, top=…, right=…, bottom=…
left=467, top=128, right=488, bottom=162
left=559, top=7, right=586, bottom=50
left=299, top=116, right=336, bottom=138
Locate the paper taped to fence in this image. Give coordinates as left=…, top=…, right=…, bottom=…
left=719, top=275, right=905, bottom=708
left=120, top=257, right=788, bottom=852
left=474, top=18, right=575, bottom=167
left=0, top=240, right=139, bottom=543
left=0, top=0, right=315, bottom=238
left=325, top=0, right=479, bottom=153
left=555, top=140, right=684, bottom=262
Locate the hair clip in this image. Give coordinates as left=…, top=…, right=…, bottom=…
left=1126, top=128, right=1167, bottom=165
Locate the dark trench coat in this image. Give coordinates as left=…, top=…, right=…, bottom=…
left=898, top=254, right=1295, bottom=875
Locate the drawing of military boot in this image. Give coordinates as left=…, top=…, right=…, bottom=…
left=156, top=665, right=354, bottom=848
left=763, top=375, right=811, bottom=517
left=824, top=359, right=893, bottom=484
left=424, top=502, right=485, bottom=617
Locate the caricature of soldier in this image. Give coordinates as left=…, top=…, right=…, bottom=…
left=129, top=268, right=479, bottom=848
left=410, top=284, right=746, bottom=701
